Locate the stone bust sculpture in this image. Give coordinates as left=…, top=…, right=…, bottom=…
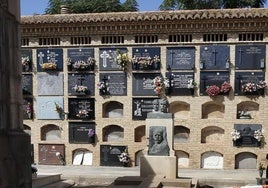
left=151, top=98, right=169, bottom=113
left=148, top=126, right=170, bottom=156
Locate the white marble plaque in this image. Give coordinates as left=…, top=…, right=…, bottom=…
left=37, top=73, right=64, bottom=95
left=201, top=151, right=223, bottom=169
left=36, top=97, right=64, bottom=119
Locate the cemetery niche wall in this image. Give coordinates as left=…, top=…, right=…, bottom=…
left=36, top=48, right=63, bottom=72
left=68, top=73, right=95, bottom=96
left=68, top=98, right=95, bottom=120
left=99, top=73, right=127, bottom=96
left=69, top=122, right=96, bottom=144
left=67, top=48, right=95, bottom=71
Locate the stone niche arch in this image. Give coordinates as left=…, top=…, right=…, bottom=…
left=201, top=151, right=223, bottom=169
left=103, top=101, right=123, bottom=118
left=103, top=125, right=124, bottom=142
left=235, top=152, right=257, bottom=169
left=23, top=124, right=31, bottom=136
left=174, top=125, right=190, bottom=143
left=169, top=101, right=190, bottom=119
left=201, top=126, right=224, bottom=144
left=40, top=124, right=61, bottom=141
left=134, top=125, right=145, bottom=142
left=237, top=101, right=259, bottom=119
left=175, top=150, right=189, bottom=168
left=72, top=148, right=93, bottom=165
left=202, top=102, right=225, bottom=119
left=135, top=150, right=146, bottom=166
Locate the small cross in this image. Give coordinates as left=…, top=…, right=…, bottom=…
left=77, top=75, right=85, bottom=85
left=38, top=52, right=44, bottom=65
left=238, top=48, right=243, bottom=65
left=100, top=51, right=110, bottom=68
left=212, top=48, right=218, bottom=66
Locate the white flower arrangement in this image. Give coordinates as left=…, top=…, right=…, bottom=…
left=241, top=80, right=267, bottom=93
left=152, top=76, right=169, bottom=95
left=72, top=85, right=88, bottom=93
left=116, top=50, right=130, bottom=71
left=187, top=79, right=197, bottom=89
left=231, top=129, right=241, bottom=141
left=118, top=150, right=130, bottom=165
left=76, top=109, right=89, bottom=118
left=254, top=129, right=263, bottom=142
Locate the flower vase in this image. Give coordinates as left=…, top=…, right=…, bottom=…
left=153, top=62, right=160, bottom=70
left=259, top=170, right=264, bottom=178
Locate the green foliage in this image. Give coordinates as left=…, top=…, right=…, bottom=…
left=45, top=0, right=138, bottom=14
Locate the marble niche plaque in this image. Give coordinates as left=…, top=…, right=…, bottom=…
left=37, top=73, right=64, bottom=96
left=132, top=73, right=161, bottom=96
left=99, top=73, right=127, bottom=95
left=200, top=45, right=230, bottom=70
left=23, top=97, right=33, bottom=120
left=99, top=48, right=128, bottom=71
left=67, top=48, right=95, bottom=71
left=36, top=48, right=63, bottom=72
left=36, top=97, right=64, bottom=120
left=166, top=47, right=195, bottom=70
left=21, top=49, right=32, bottom=72
left=38, top=144, right=65, bottom=165
left=132, top=47, right=161, bottom=70
left=235, top=72, right=265, bottom=95
left=69, top=122, right=95, bottom=144
left=132, top=98, right=157, bottom=120
left=22, top=74, right=33, bottom=95
left=166, top=72, right=195, bottom=95
left=68, top=73, right=95, bottom=96
left=68, top=98, right=95, bottom=120
left=235, top=45, right=266, bottom=70
left=200, top=71, right=230, bottom=96
left=100, top=145, right=127, bottom=166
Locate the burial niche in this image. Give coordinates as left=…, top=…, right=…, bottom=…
left=72, top=149, right=93, bottom=166
left=235, top=152, right=257, bottom=169
left=174, top=126, right=190, bottom=143
left=103, top=125, right=124, bottom=142
left=103, top=101, right=123, bottom=118
left=135, top=150, right=146, bottom=166
left=175, top=150, right=189, bottom=168
left=237, top=101, right=259, bottom=119
left=201, top=126, right=224, bottom=144
left=169, top=101, right=190, bottom=119
left=202, top=102, right=224, bottom=119
left=135, top=125, right=146, bottom=142
left=41, top=124, right=61, bottom=141
left=201, top=151, right=223, bottom=169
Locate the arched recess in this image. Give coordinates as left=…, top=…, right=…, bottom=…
left=103, top=101, right=123, bottom=118
left=201, top=126, right=224, bottom=144
left=174, top=126, right=190, bottom=143
left=169, top=101, right=190, bottom=119
left=135, top=150, right=146, bottom=166
left=237, top=101, right=259, bottom=119
left=175, top=150, right=189, bottom=168
left=202, top=102, right=225, bottom=119
left=135, top=125, right=145, bottom=142
left=23, top=124, right=31, bottom=136
left=103, top=125, right=124, bottom=142
left=72, top=148, right=93, bottom=165
left=235, top=152, right=257, bottom=169
left=40, top=124, right=61, bottom=141
left=201, top=151, right=223, bottom=169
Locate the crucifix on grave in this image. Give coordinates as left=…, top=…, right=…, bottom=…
left=238, top=48, right=243, bottom=65
left=77, top=75, right=85, bottom=86
left=212, top=48, right=218, bottom=66
left=100, top=51, right=110, bottom=68
left=169, top=51, right=175, bottom=66
left=38, top=51, right=44, bottom=65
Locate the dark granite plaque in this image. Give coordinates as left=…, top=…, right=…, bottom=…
left=69, top=122, right=95, bottom=144
left=132, top=73, right=161, bottom=96
left=166, top=47, right=195, bottom=70
left=23, top=98, right=33, bottom=119
left=99, top=73, right=127, bottom=96
left=67, top=48, right=95, bottom=71
left=235, top=45, right=266, bottom=70
left=132, top=47, right=161, bottom=70
left=166, top=72, right=195, bottom=95
left=21, top=49, right=32, bottom=72
left=68, top=73, right=95, bottom=96
left=36, top=48, right=63, bottom=72
left=100, top=145, right=127, bottom=166
left=200, top=71, right=230, bottom=95
left=200, top=45, right=230, bottom=70
left=38, top=144, right=65, bottom=165
left=22, top=74, right=33, bottom=95
left=99, top=48, right=128, bottom=71
left=235, top=72, right=265, bottom=95
left=68, top=98, right=95, bottom=120
left=132, top=98, right=158, bottom=120
left=233, top=124, right=262, bottom=147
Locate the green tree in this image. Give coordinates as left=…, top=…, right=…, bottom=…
left=45, top=0, right=138, bottom=14
left=159, top=0, right=266, bottom=10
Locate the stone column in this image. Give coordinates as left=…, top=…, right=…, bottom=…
left=0, top=0, right=32, bottom=187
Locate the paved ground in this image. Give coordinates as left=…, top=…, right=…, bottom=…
left=35, top=165, right=265, bottom=187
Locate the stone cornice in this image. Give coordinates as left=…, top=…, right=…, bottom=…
left=21, top=8, right=268, bottom=24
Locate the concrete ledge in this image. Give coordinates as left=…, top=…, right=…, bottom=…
left=32, top=173, right=61, bottom=188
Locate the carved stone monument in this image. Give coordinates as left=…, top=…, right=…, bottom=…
left=140, top=98, right=177, bottom=179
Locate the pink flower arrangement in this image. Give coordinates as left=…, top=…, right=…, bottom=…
left=241, top=81, right=266, bottom=93
left=220, top=81, right=232, bottom=93
left=152, top=76, right=169, bottom=95
left=206, top=85, right=220, bottom=96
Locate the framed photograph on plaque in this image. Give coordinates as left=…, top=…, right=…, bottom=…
left=166, top=47, right=195, bottom=70
left=36, top=48, right=63, bottom=72
left=69, top=122, right=96, bottom=144
left=235, top=45, right=266, bottom=70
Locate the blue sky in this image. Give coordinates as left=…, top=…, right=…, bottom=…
left=20, top=0, right=268, bottom=16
